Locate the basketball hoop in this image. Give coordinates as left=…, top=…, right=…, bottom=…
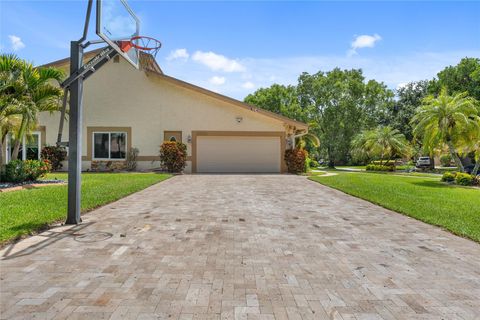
left=118, top=36, right=162, bottom=57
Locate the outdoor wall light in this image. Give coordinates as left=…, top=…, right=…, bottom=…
left=187, top=135, right=192, bottom=143
left=236, top=116, right=243, bottom=123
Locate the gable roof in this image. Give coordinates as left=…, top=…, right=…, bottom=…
left=39, top=48, right=163, bottom=74
left=40, top=49, right=308, bottom=131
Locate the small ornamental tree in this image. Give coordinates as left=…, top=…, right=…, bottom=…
left=284, top=148, right=308, bottom=174
left=159, top=141, right=187, bottom=173
left=41, top=146, right=67, bottom=171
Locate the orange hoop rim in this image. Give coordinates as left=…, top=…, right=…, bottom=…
left=129, top=36, right=162, bottom=51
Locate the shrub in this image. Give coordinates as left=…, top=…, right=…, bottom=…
left=441, top=171, right=456, bottom=182
left=455, top=172, right=473, bottom=186
left=3, top=159, right=51, bottom=183
left=371, top=160, right=395, bottom=167
left=159, top=141, right=187, bottom=173
left=366, top=164, right=395, bottom=172
left=126, top=147, right=139, bottom=171
left=309, top=159, right=319, bottom=168
left=90, top=160, right=126, bottom=172
left=284, top=148, right=308, bottom=174
left=440, top=154, right=453, bottom=167
left=473, top=175, right=480, bottom=186
left=41, top=145, right=67, bottom=171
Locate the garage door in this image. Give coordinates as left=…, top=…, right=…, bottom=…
left=196, top=136, right=281, bottom=173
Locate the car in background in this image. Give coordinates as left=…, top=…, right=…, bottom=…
left=416, top=156, right=431, bottom=168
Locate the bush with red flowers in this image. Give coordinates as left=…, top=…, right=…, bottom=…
left=41, top=145, right=67, bottom=171
left=159, top=141, right=187, bottom=173
left=284, top=148, right=308, bottom=174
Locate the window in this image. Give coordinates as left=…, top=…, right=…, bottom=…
left=93, top=132, right=126, bottom=160
left=5, top=132, right=41, bottom=162
left=164, top=131, right=182, bottom=142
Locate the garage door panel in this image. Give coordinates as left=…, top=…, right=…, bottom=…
left=197, top=136, right=281, bottom=173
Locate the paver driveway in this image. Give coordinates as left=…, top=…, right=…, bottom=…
left=1, top=175, right=479, bottom=320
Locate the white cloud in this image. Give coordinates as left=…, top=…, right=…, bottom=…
left=209, top=76, right=226, bottom=85
left=166, top=48, right=189, bottom=61
left=8, top=35, right=25, bottom=51
left=349, top=34, right=381, bottom=56
left=192, top=51, right=245, bottom=72
left=161, top=49, right=479, bottom=100
left=242, top=81, right=255, bottom=89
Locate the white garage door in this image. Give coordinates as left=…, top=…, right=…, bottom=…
left=196, top=136, right=281, bottom=173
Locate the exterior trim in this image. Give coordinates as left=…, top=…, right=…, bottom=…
left=191, top=131, right=286, bottom=173
left=164, top=130, right=182, bottom=142
left=86, top=126, right=132, bottom=161
left=38, top=126, right=46, bottom=147
left=136, top=155, right=192, bottom=161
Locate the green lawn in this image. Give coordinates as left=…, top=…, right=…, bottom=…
left=0, top=173, right=171, bottom=244
left=310, top=172, right=480, bottom=242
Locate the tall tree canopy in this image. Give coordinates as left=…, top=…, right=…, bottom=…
left=389, top=80, right=429, bottom=141
left=245, top=68, right=394, bottom=167
left=429, top=57, right=480, bottom=101
left=244, top=84, right=306, bottom=122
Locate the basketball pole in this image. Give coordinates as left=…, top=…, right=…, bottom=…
left=66, top=40, right=83, bottom=225
left=66, top=0, right=92, bottom=225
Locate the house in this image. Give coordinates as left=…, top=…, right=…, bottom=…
left=5, top=49, right=308, bottom=173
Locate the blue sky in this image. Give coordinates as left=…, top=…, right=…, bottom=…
left=1, top=1, right=479, bottom=99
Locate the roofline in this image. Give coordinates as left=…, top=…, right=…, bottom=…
left=145, top=70, right=309, bottom=130
left=38, top=48, right=163, bottom=74
left=38, top=48, right=307, bottom=130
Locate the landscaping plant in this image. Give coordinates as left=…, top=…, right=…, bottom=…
left=455, top=172, right=474, bottom=186
left=441, top=171, right=456, bottom=182
left=126, top=147, right=139, bottom=171
left=285, top=148, right=308, bottom=174
left=41, top=146, right=67, bottom=171
left=3, top=159, right=51, bottom=183
left=159, top=141, right=187, bottom=173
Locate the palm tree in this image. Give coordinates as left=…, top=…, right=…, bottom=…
left=352, top=126, right=411, bottom=164
left=295, top=132, right=320, bottom=149
left=0, top=54, right=26, bottom=168
left=411, top=88, right=480, bottom=172
left=458, top=130, right=480, bottom=175
left=0, top=54, right=64, bottom=162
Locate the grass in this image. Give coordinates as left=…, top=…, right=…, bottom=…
left=0, top=172, right=171, bottom=244
left=310, top=172, right=480, bottom=242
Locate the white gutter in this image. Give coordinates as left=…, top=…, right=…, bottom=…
left=291, top=128, right=308, bottom=149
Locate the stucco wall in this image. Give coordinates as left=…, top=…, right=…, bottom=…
left=38, top=58, right=288, bottom=172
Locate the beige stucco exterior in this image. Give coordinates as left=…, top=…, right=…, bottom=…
left=37, top=52, right=307, bottom=173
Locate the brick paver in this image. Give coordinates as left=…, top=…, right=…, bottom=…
left=1, top=175, right=479, bottom=319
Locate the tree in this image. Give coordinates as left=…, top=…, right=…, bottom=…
left=411, top=88, right=480, bottom=172
left=244, top=84, right=306, bottom=122
left=0, top=54, right=64, bottom=162
left=297, top=68, right=393, bottom=167
left=0, top=54, right=25, bottom=168
left=390, top=81, right=429, bottom=141
left=352, top=126, right=411, bottom=164
left=245, top=69, right=394, bottom=167
left=429, top=57, right=480, bottom=101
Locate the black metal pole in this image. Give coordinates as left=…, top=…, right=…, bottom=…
left=66, top=40, right=83, bottom=225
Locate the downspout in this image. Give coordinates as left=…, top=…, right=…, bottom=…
left=291, top=129, right=308, bottom=149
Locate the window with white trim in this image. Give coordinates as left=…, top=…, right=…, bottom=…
left=93, top=132, right=127, bottom=160
left=5, top=132, right=41, bottom=162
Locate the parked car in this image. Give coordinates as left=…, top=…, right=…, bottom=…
left=416, top=156, right=431, bottom=168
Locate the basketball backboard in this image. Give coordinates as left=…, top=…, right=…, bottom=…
left=96, top=0, right=140, bottom=68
